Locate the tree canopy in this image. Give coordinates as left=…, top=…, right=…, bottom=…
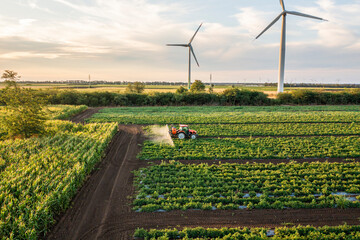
left=0, top=70, right=47, bottom=138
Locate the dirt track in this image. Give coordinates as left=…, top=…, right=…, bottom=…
left=47, top=122, right=360, bottom=239
left=70, top=107, right=103, bottom=123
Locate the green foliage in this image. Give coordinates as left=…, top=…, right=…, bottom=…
left=190, top=123, right=360, bottom=137
left=126, top=82, right=145, bottom=93
left=176, top=86, right=188, bottom=94
left=1, top=85, right=48, bottom=138
left=48, top=105, right=88, bottom=120
left=208, top=84, right=214, bottom=94
left=133, top=162, right=360, bottom=212
left=0, top=121, right=117, bottom=239
left=277, top=89, right=360, bottom=105
left=134, top=225, right=360, bottom=239
left=138, top=136, right=360, bottom=160
left=1, top=70, right=21, bottom=87
left=190, top=80, right=205, bottom=93
left=89, top=106, right=360, bottom=124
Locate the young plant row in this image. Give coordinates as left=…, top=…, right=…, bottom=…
left=0, top=121, right=118, bottom=239
left=134, top=225, right=360, bottom=239
left=89, top=107, right=360, bottom=124
left=190, top=123, right=360, bottom=137
left=48, top=105, right=88, bottom=120
left=132, top=161, right=360, bottom=212
left=138, top=136, right=360, bottom=160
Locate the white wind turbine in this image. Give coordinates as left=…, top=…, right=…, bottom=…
left=256, top=0, right=327, bottom=93
left=167, top=23, right=203, bottom=90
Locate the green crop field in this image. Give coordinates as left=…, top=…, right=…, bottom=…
left=191, top=123, right=360, bottom=137
left=89, top=106, right=360, bottom=124
left=134, top=225, right=360, bottom=239
left=139, top=136, right=360, bottom=160
left=0, top=121, right=117, bottom=239
left=133, top=161, right=360, bottom=212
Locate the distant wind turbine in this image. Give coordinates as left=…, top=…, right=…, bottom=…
left=256, top=0, right=327, bottom=93
left=167, top=23, right=203, bottom=90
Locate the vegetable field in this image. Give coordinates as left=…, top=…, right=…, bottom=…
left=139, top=136, right=360, bottom=160
left=134, top=225, right=360, bottom=239
left=89, top=106, right=360, bottom=124
left=191, top=123, right=360, bottom=137
left=133, top=161, right=360, bottom=212
left=0, top=121, right=117, bottom=239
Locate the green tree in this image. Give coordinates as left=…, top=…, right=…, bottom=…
left=126, top=82, right=145, bottom=93
left=176, top=86, right=188, bottom=94
left=190, top=80, right=205, bottom=93
left=0, top=71, right=47, bottom=138
left=208, top=84, right=214, bottom=94
left=133, top=81, right=145, bottom=93
left=1, top=70, right=21, bottom=87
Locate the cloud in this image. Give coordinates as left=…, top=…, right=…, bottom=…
left=0, top=51, right=63, bottom=59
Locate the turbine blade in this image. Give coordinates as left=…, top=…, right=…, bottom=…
left=287, top=11, right=327, bottom=21
left=166, top=44, right=188, bottom=47
left=189, top=23, right=203, bottom=44
left=255, top=13, right=284, bottom=39
left=280, top=0, right=285, bottom=11
left=190, top=45, right=200, bottom=67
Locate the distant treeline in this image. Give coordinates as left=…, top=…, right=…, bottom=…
left=1, top=89, right=359, bottom=106
left=12, top=80, right=188, bottom=86
left=265, top=83, right=360, bottom=88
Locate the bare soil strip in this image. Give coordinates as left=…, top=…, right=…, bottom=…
left=70, top=107, right=103, bottom=123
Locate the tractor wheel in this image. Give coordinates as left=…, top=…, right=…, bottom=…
left=190, top=134, right=197, bottom=140
left=178, top=133, right=185, bottom=139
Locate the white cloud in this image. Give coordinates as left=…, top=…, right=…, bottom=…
left=0, top=51, right=63, bottom=59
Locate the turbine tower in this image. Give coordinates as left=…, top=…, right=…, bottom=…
left=256, top=0, right=327, bottom=93
left=167, top=23, right=203, bottom=90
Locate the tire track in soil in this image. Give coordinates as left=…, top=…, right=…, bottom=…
left=47, top=124, right=360, bottom=240
left=70, top=107, right=103, bottom=123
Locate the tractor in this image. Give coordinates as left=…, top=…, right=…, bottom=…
left=169, top=124, right=198, bottom=139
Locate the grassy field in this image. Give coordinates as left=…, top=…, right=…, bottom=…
left=1, top=83, right=358, bottom=98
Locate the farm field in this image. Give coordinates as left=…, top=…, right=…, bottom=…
left=0, top=120, right=117, bottom=239
left=89, top=105, right=360, bottom=124
left=134, top=225, right=360, bottom=239
left=191, top=123, right=360, bottom=137
left=133, top=161, right=360, bottom=212
left=2, top=105, right=358, bottom=239
left=0, top=105, right=88, bottom=140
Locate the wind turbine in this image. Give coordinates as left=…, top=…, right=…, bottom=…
left=167, top=23, right=202, bottom=90
left=256, top=0, right=327, bottom=93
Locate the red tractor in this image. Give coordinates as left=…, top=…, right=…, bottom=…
left=170, top=124, right=198, bottom=139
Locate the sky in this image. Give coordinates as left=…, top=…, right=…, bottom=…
left=0, top=0, right=359, bottom=84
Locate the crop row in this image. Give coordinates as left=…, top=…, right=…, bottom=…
left=48, top=105, right=88, bottom=120
left=89, top=107, right=360, bottom=124
left=138, top=136, right=360, bottom=160
left=134, top=225, right=360, bottom=239
left=133, top=161, right=360, bottom=212
left=0, top=121, right=118, bottom=239
left=183, top=123, right=360, bottom=137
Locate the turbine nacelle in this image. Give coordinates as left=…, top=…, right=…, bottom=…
left=255, top=0, right=327, bottom=93
left=166, top=23, right=203, bottom=89
left=166, top=23, right=202, bottom=67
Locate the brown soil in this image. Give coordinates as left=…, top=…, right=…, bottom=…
left=47, top=125, right=360, bottom=240
left=70, top=107, right=103, bottom=123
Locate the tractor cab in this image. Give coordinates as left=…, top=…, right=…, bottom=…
left=169, top=124, right=198, bottom=140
